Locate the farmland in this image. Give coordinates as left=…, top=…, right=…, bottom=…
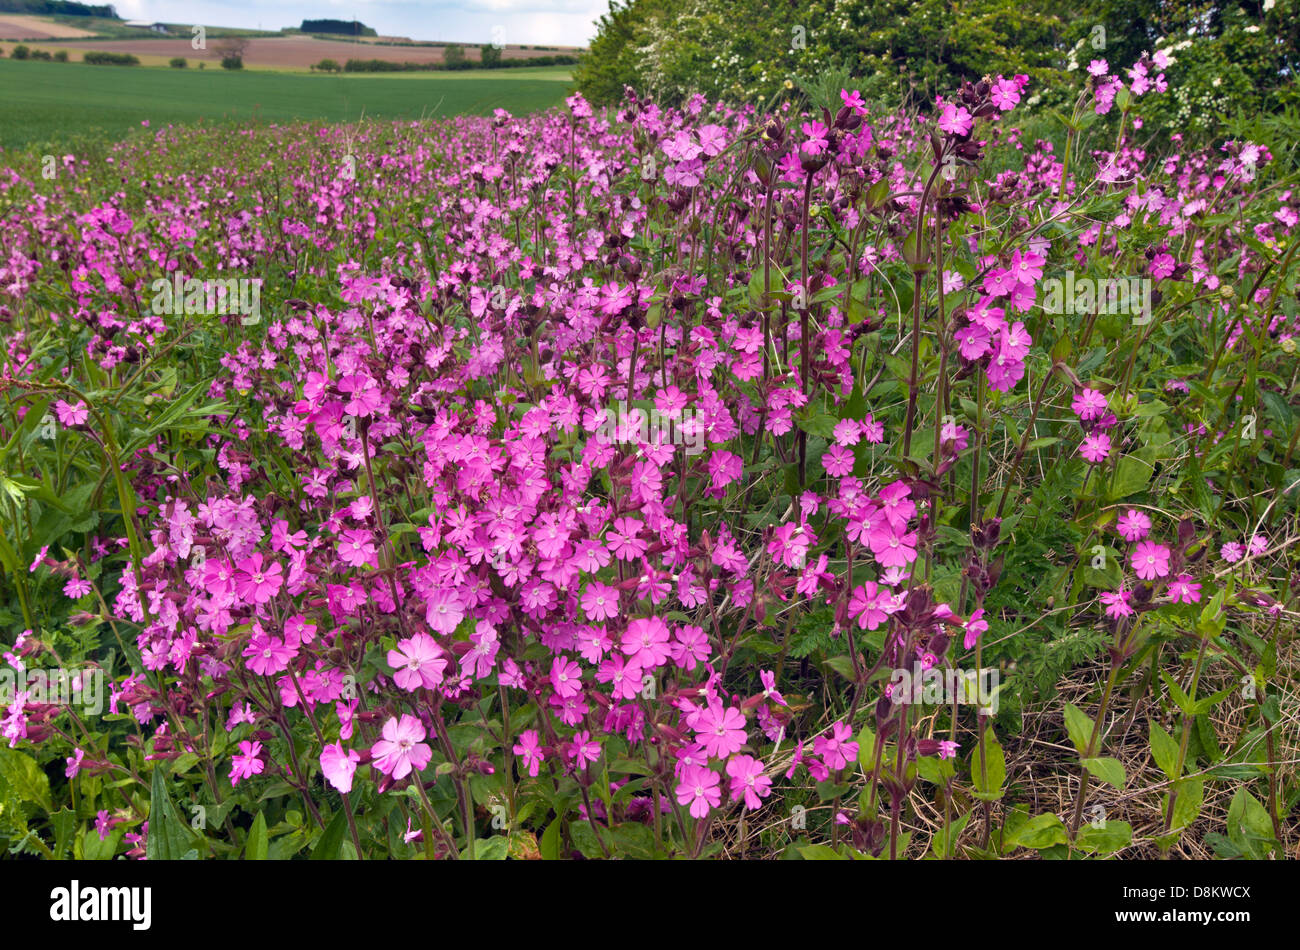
left=0, top=13, right=95, bottom=38
left=0, top=58, right=573, bottom=148
left=13, top=34, right=572, bottom=69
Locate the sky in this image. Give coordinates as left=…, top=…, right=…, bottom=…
left=108, top=0, right=607, bottom=47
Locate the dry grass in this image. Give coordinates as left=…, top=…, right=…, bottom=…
left=0, top=14, right=97, bottom=40
left=704, top=613, right=1298, bottom=859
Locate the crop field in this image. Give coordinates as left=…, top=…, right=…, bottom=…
left=15, top=35, right=564, bottom=68
left=0, top=59, right=573, bottom=148
left=0, top=13, right=96, bottom=39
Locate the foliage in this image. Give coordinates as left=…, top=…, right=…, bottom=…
left=575, top=0, right=1297, bottom=142
left=82, top=50, right=138, bottom=65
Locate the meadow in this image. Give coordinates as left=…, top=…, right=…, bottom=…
left=0, top=58, right=574, bottom=149
left=0, top=45, right=1296, bottom=864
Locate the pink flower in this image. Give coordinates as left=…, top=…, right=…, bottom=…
left=822, top=444, right=854, bottom=477
left=941, top=420, right=969, bottom=452
left=549, top=655, right=584, bottom=699
left=869, top=528, right=918, bottom=568
left=938, top=740, right=959, bottom=760
left=64, top=577, right=92, bottom=599
left=760, top=669, right=786, bottom=707
left=694, top=695, right=747, bottom=758
left=676, top=764, right=722, bottom=818
left=424, top=587, right=465, bottom=633
left=1100, top=588, right=1133, bottom=618
left=956, top=324, right=991, bottom=360
left=568, top=730, right=601, bottom=769
left=1080, top=432, right=1112, bottom=464
left=1150, top=253, right=1177, bottom=280
left=234, top=553, right=284, bottom=605
left=1116, top=510, right=1152, bottom=542
left=848, top=581, right=892, bottom=631
left=337, top=529, right=378, bottom=569
left=671, top=624, right=711, bottom=670
left=371, top=714, right=432, bottom=781
left=513, top=729, right=544, bottom=777
left=990, top=76, right=1021, bottom=111
left=938, top=102, right=973, bottom=136
left=1168, top=574, right=1202, bottom=605
left=621, top=616, right=672, bottom=669
left=799, top=121, right=829, bottom=156
left=1072, top=388, right=1108, bottom=421
left=337, top=373, right=383, bottom=417
left=963, top=608, right=989, bottom=650
left=53, top=399, right=89, bottom=426
left=243, top=631, right=294, bottom=676
left=832, top=418, right=862, bottom=446
left=726, top=755, right=773, bottom=809
left=230, top=740, right=265, bottom=786
left=66, top=748, right=84, bottom=778
left=813, top=721, right=859, bottom=772
left=1219, top=541, right=1244, bottom=563
left=387, top=633, right=447, bottom=692
left=581, top=582, right=621, bottom=622
left=320, top=742, right=360, bottom=793
left=1131, top=541, right=1171, bottom=580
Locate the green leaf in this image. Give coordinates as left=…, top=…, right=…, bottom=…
left=51, top=807, right=77, bottom=859
left=823, top=654, right=857, bottom=681
left=310, top=808, right=350, bottom=860
left=1161, top=672, right=1194, bottom=715
left=969, top=731, right=1006, bottom=802
left=1169, top=776, right=1203, bottom=833
left=929, top=811, right=971, bottom=859
left=1075, top=820, right=1132, bottom=854
left=1063, top=703, right=1095, bottom=757
left=1081, top=756, right=1126, bottom=790
left=1007, top=812, right=1068, bottom=851
left=81, top=825, right=124, bottom=861
left=1106, top=455, right=1154, bottom=500
left=246, top=811, right=268, bottom=860
left=0, top=748, right=52, bottom=814
left=915, top=755, right=955, bottom=785
left=1226, top=789, right=1276, bottom=858
left=568, top=821, right=610, bottom=859
left=1189, top=686, right=1234, bottom=716
left=856, top=724, right=878, bottom=771
left=1149, top=722, right=1180, bottom=780
left=796, top=404, right=839, bottom=439
left=798, top=843, right=849, bottom=860
left=608, top=822, right=657, bottom=859
left=145, top=764, right=196, bottom=860
left=539, top=818, right=561, bottom=861
left=468, top=835, right=509, bottom=860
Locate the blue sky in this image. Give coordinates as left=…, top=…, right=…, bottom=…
left=110, top=0, right=606, bottom=46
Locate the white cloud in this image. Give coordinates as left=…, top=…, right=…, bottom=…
left=122, top=1, right=602, bottom=43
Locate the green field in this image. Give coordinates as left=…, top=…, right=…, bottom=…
left=0, top=59, right=573, bottom=150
